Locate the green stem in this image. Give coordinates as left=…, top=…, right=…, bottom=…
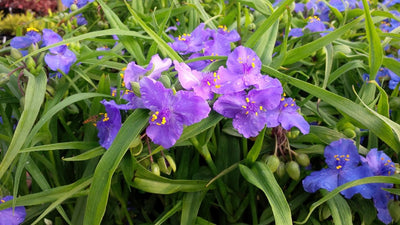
left=249, top=186, right=258, bottom=225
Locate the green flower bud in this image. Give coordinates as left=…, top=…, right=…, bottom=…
left=286, top=161, right=300, bottom=180
left=165, top=155, right=176, bottom=172
left=157, top=157, right=171, bottom=175
left=10, top=48, right=23, bottom=59
left=287, top=129, right=300, bottom=139
left=151, top=162, right=160, bottom=176
left=130, top=82, right=141, bottom=97
left=248, top=23, right=256, bottom=31
left=0, top=73, right=9, bottom=87
left=26, top=57, right=36, bottom=72
left=276, top=161, right=286, bottom=178
left=295, top=153, right=310, bottom=167
left=28, top=43, right=38, bottom=54
left=70, top=4, right=78, bottom=11
left=140, top=158, right=150, bottom=168
left=343, top=128, right=356, bottom=138
left=264, top=155, right=280, bottom=173
left=159, top=75, right=171, bottom=88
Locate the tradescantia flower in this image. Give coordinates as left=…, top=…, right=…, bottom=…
left=10, top=28, right=41, bottom=52
left=140, top=77, right=211, bottom=148
left=0, top=196, right=26, bottom=225
left=96, top=100, right=122, bottom=149
left=215, top=46, right=262, bottom=94
left=213, top=80, right=283, bottom=138
left=302, top=139, right=374, bottom=199
left=265, top=97, right=310, bottom=134
left=361, top=149, right=396, bottom=224
left=123, top=54, right=171, bottom=90
left=168, top=23, right=211, bottom=55
left=42, top=29, right=77, bottom=77
left=62, top=0, right=94, bottom=8
left=304, top=16, right=326, bottom=33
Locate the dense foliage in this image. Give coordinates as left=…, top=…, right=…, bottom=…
left=1, top=0, right=400, bottom=224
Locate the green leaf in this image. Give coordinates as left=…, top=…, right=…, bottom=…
left=283, top=17, right=362, bottom=65
left=154, top=201, right=183, bottom=225
left=245, top=0, right=294, bottom=48
left=181, top=192, right=206, bottom=225
left=0, top=70, right=47, bottom=179
left=97, top=0, right=146, bottom=64
left=361, top=0, right=383, bottom=80
left=254, top=21, right=279, bottom=66
left=83, top=109, right=149, bottom=225
left=370, top=81, right=390, bottom=118
left=324, top=191, right=353, bottom=225
left=262, top=65, right=400, bottom=152
left=20, top=142, right=99, bottom=153
left=62, top=147, right=105, bottom=161
left=246, top=127, right=266, bottom=164
left=124, top=0, right=183, bottom=62
left=131, top=158, right=212, bottom=194
left=327, top=60, right=366, bottom=85
left=239, top=162, right=292, bottom=225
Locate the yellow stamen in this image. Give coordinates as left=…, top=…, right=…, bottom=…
left=336, top=165, right=342, bottom=170
left=103, top=113, right=109, bottom=122
left=27, top=27, right=39, bottom=32
left=246, top=97, right=250, bottom=103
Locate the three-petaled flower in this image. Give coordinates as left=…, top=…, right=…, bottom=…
left=0, top=196, right=26, bottom=225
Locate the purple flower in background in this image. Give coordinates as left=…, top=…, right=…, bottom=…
left=383, top=0, right=400, bottom=6
left=305, top=16, right=326, bottom=33
left=215, top=46, right=262, bottom=94
left=306, top=0, right=330, bottom=21
left=213, top=86, right=282, bottom=138
left=380, top=11, right=400, bottom=33
left=168, top=23, right=211, bottom=55
left=140, top=77, right=210, bottom=148
left=329, top=0, right=360, bottom=11
left=265, top=97, right=310, bottom=134
left=288, top=28, right=304, bottom=38
left=294, top=3, right=305, bottom=13
left=96, top=100, right=122, bottom=149
left=361, top=149, right=396, bottom=224
left=302, top=139, right=374, bottom=199
left=42, top=29, right=77, bottom=77
left=62, top=0, right=94, bottom=8
left=0, top=196, right=26, bottom=225
left=10, top=28, right=41, bottom=51
left=123, top=54, right=171, bottom=90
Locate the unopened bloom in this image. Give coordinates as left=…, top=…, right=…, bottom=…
left=0, top=196, right=26, bottom=225
left=96, top=100, right=122, bottom=149
left=302, top=139, right=374, bottom=198
left=140, top=77, right=210, bottom=148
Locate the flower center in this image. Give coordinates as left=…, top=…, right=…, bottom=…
left=334, top=154, right=350, bottom=170
left=150, top=111, right=168, bottom=126
left=242, top=97, right=265, bottom=116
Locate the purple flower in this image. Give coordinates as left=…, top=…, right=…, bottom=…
left=306, top=0, right=330, bottom=21
left=10, top=28, right=41, bottom=50
left=96, top=100, right=122, bottom=149
left=215, top=46, right=262, bottom=94
left=265, top=97, right=310, bottom=134
left=62, top=0, right=94, bottom=8
left=140, top=77, right=211, bottom=148
left=305, top=16, right=326, bottom=33
left=302, top=139, right=374, bottom=199
left=361, top=149, right=396, bottom=224
left=383, top=0, right=400, bottom=6
left=168, top=23, right=211, bottom=55
left=288, top=28, right=304, bottom=38
left=294, top=3, right=305, bottom=13
left=213, top=85, right=282, bottom=138
left=123, top=54, right=171, bottom=90
left=174, top=60, right=220, bottom=100
left=0, top=196, right=26, bottom=225
left=42, top=29, right=77, bottom=77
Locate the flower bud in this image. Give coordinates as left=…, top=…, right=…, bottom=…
left=10, top=48, right=23, bottom=60
left=165, top=155, right=176, bottom=172
left=263, top=155, right=280, bottom=173
left=28, top=43, right=38, bottom=54
left=295, top=153, right=310, bottom=167
left=140, top=158, right=150, bottom=168
left=151, top=162, right=160, bottom=176
left=70, top=4, right=78, bottom=11
left=343, top=128, right=356, bottom=138
left=159, top=75, right=171, bottom=88
left=26, top=57, right=36, bottom=72
left=276, top=161, right=286, bottom=178
left=287, top=129, right=300, bottom=139
left=248, top=23, right=256, bottom=31
left=0, top=73, right=9, bottom=87
left=157, top=157, right=172, bottom=175
left=286, top=161, right=300, bottom=180
left=130, top=82, right=141, bottom=97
